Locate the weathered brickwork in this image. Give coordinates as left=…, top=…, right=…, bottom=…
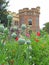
left=19, top=6, right=40, bottom=32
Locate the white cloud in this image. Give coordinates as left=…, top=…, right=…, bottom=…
left=8, top=0, right=49, bottom=29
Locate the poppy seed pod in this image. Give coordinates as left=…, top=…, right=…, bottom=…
left=4, top=28, right=9, bottom=34
left=18, top=38, right=25, bottom=44
left=0, top=24, right=4, bottom=32
left=26, top=40, right=31, bottom=44
left=7, top=15, right=13, bottom=20
left=13, top=26, right=18, bottom=31
left=11, top=33, right=17, bottom=38
left=21, top=24, right=26, bottom=30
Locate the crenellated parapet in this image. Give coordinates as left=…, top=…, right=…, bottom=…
left=19, top=6, right=40, bottom=15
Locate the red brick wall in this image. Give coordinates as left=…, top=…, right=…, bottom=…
left=19, top=7, right=40, bottom=32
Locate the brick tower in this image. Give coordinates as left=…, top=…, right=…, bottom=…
left=19, top=6, right=40, bottom=33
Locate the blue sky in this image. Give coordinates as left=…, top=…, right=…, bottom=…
left=8, top=0, right=49, bottom=29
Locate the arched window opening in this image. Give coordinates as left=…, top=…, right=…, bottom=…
left=28, top=18, right=32, bottom=25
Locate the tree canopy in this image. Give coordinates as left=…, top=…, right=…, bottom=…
left=0, top=0, right=9, bottom=27
left=43, top=22, right=49, bottom=33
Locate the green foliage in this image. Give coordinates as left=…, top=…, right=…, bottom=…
left=0, top=24, right=4, bottom=32
left=30, top=33, right=49, bottom=65
left=0, top=25, right=49, bottom=65
left=4, top=27, right=9, bottom=35
left=43, top=22, right=49, bottom=33
left=0, top=0, right=9, bottom=27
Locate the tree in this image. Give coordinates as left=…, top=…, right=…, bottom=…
left=43, top=22, right=49, bottom=33
left=0, top=0, right=9, bottom=27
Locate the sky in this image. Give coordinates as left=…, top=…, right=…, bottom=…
left=8, top=0, right=49, bottom=29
